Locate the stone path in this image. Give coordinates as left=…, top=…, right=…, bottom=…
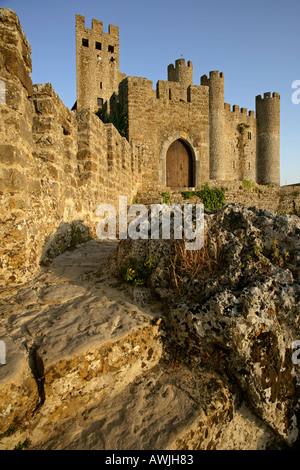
left=0, top=240, right=278, bottom=450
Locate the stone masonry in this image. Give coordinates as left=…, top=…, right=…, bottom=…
left=75, top=15, right=280, bottom=188
left=0, top=9, right=295, bottom=287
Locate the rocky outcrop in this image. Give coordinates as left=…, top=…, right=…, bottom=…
left=117, top=203, right=300, bottom=447
left=0, top=224, right=293, bottom=450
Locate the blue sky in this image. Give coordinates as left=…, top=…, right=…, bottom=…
left=3, top=0, right=300, bottom=185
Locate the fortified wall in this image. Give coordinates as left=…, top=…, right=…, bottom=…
left=0, top=9, right=141, bottom=286
left=0, top=9, right=298, bottom=288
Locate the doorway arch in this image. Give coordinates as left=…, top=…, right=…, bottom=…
left=166, top=139, right=195, bottom=187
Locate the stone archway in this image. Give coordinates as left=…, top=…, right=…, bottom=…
left=159, top=134, right=199, bottom=188
left=166, top=139, right=194, bottom=187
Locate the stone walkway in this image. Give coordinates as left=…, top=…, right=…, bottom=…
left=0, top=240, right=278, bottom=450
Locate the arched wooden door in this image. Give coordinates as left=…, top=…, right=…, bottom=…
left=166, top=139, right=194, bottom=187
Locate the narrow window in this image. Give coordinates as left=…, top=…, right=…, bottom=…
left=100, top=82, right=103, bottom=89
left=169, top=89, right=172, bottom=100
left=95, top=41, right=102, bottom=50
left=82, top=38, right=89, bottom=47
left=233, top=161, right=236, bottom=169
left=248, top=162, right=251, bottom=170
left=248, top=131, right=252, bottom=140
left=108, top=45, right=114, bottom=53
left=97, top=98, right=103, bottom=107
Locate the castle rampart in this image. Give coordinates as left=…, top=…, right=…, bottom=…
left=0, top=9, right=141, bottom=286
left=223, top=101, right=256, bottom=182
left=0, top=9, right=285, bottom=287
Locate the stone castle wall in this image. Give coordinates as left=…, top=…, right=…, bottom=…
left=136, top=182, right=300, bottom=217
left=75, top=14, right=281, bottom=189
left=119, top=73, right=210, bottom=190
left=0, top=9, right=140, bottom=286
left=75, top=14, right=126, bottom=112
left=223, top=105, right=256, bottom=182
left=0, top=9, right=293, bottom=288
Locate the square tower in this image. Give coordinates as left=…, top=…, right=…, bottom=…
left=75, top=14, right=125, bottom=112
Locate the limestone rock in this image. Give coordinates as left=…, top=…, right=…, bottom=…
left=118, top=203, right=300, bottom=446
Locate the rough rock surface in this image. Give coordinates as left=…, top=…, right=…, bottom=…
left=0, top=204, right=299, bottom=450
left=117, top=203, right=300, bottom=447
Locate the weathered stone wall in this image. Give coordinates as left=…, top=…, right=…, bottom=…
left=223, top=105, right=256, bottom=182
left=0, top=8, right=290, bottom=288
left=0, top=9, right=140, bottom=286
left=0, top=8, right=34, bottom=285
left=119, top=75, right=210, bottom=190
left=136, top=181, right=300, bottom=217
left=75, top=14, right=126, bottom=112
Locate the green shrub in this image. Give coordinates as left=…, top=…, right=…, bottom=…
left=95, top=103, right=128, bottom=138
left=196, top=183, right=225, bottom=210
left=181, top=184, right=225, bottom=210
left=121, top=254, right=155, bottom=287
left=162, top=191, right=172, bottom=205
left=181, top=191, right=195, bottom=200
left=242, top=180, right=256, bottom=190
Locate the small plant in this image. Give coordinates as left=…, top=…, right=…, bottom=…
left=181, top=186, right=225, bottom=210
left=242, top=180, right=256, bottom=190
left=14, top=438, right=31, bottom=450
left=270, top=239, right=290, bottom=268
left=95, top=107, right=108, bottom=123
left=122, top=254, right=155, bottom=287
left=111, top=102, right=128, bottom=137
left=238, top=123, right=250, bottom=135
left=197, top=183, right=225, bottom=210
left=162, top=191, right=172, bottom=205
left=95, top=102, right=128, bottom=138
left=70, top=225, right=83, bottom=248
left=181, top=191, right=196, bottom=200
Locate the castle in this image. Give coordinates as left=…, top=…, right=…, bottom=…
left=1, top=9, right=296, bottom=288
left=75, top=14, right=280, bottom=189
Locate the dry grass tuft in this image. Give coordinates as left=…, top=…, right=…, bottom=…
left=171, top=231, right=222, bottom=291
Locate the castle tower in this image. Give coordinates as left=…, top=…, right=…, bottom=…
left=168, top=59, right=193, bottom=101
left=256, top=92, right=280, bottom=185
left=75, top=14, right=125, bottom=112
left=201, top=71, right=225, bottom=180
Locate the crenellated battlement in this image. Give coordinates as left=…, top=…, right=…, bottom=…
left=256, top=92, right=280, bottom=102
left=167, top=58, right=193, bottom=101
left=168, top=58, right=193, bottom=71
left=201, top=71, right=224, bottom=86
left=75, top=14, right=119, bottom=37
left=224, top=103, right=255, bottom=118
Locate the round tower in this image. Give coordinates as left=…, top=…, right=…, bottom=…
left=256, top=92, right=280, bottom=185
left=168, top=59, right=193, bottom=101
left=201, top=71, right=225, bottom=180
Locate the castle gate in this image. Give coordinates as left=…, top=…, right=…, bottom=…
left=166, top=139, right=194, bottom=187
